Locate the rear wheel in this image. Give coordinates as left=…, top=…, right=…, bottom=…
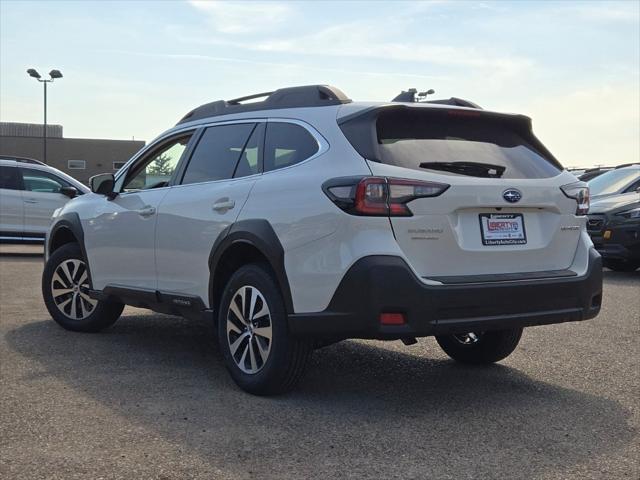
left=42, top=243, right=124, bottom=332
left=436, top=328, right=523, bottom=364
left=604, top=259, right=639, bottom=272
left=218, top=263, right=312, bottom=395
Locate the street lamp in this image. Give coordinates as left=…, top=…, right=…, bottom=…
left=26, top=68, right=63, bottom=163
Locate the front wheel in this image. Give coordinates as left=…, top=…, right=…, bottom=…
left=218, top=263, right=312, bottom=395
left=436, top=328, right=523, bottom=365
left=42, top=243, right=124, bottom=332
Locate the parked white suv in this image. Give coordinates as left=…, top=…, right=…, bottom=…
left=42, top=85, right=602, bottom=395
left=0, top=156, right=89, bottom=243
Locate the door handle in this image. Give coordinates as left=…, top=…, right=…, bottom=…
left=212, top=199, right=235, bottom=212
left=136, top=206, right=156, bottom=218
left=24, top=199, right=38, bottom=204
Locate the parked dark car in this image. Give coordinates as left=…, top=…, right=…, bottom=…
left=578, top=167, right=612, bottom=182
left=587, top=165, right=640, bottom=200
left=587, top=195, right=640, bottom=271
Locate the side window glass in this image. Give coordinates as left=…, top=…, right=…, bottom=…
left=624, top=179, right=640, bottom=193
left=20, top=168, right=70, bottom=193
left=181, top=123, right=255, bottom=185
left=264, top=123, right=319, bottom=172
left=122, top=135, right=191, bottom=192
left=0, top=166, right=22, bottom=190
left=234, top=123, right=264, bottom=178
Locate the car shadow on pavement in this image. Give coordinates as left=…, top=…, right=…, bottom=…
left=6, top=315, right=635, bottom=479
left=603, top=269, right=640, bottom=283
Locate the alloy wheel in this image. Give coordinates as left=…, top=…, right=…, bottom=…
left=51, top=259, right=97, bottom=320
left=226, top=285, right=273, bottom=374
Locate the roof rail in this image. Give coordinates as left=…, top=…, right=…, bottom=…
left=177, top=85, right=352, bottom=125
left=0, top=155, right=46, bottom=165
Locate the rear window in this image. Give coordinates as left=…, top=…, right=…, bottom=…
left=374, top=109, right=561, bottom=179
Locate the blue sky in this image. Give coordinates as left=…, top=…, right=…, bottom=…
left=1, top=0, right=638, bottom=167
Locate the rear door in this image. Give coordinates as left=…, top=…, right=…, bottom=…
left=19, top=167, right=73, bottom=236
left=350, top=107, right=582, bottom=278
left=155, top=122, right=262, bottom=303
left=0, top=166, right=24, bottom=239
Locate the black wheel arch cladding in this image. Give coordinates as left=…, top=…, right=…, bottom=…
left=48, top=212, right=93, bottom=284
left=208, top=219, right=294, bottom=313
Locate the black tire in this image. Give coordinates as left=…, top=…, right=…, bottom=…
left=217, top=263, right=312, bottom=395
left=604, top=259, right=639, bottom=272
left=436, top=328, right=523, bottom=365
left=42, top=243, right=124, bottom=332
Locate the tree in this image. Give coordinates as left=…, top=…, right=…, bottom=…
left=147, top=153, right=173, bottom=176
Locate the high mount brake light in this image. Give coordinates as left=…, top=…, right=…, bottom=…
left=561, top=182, right=590, bottom=215
left=323, top=176, right=450, bottom=217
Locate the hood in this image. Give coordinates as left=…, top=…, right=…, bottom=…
left=589, top=192, right=640, bottom=214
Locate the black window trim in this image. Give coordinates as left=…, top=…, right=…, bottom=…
left=173, top=117, right=327, bottom=182
left=232, top=122, right=265, bottom=180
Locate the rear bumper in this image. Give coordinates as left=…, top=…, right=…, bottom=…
left=288, top=248, right=602, bottom=339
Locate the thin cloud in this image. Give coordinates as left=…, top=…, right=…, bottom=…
left=188, top=0, right=293, bottom=34
left=172, top=17, right=534, bottom=78
left=97, top=49, right=451, bottom=81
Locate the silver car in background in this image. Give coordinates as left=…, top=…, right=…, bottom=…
left=0, top=156, right=89, bottom=243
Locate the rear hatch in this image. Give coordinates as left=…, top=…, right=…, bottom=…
left=339, top=105, right=584, bottom=279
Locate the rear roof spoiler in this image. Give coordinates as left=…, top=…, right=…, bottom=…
left=392, top=89, right=482, bottom=109
left=338, top=104, right=562, bottom=170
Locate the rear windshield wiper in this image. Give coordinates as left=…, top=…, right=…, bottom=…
left=419, top=161, right=505, bottom=178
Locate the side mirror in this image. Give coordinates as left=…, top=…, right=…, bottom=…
left=89, top=173, right=116, bottom=198
left=60, top=186, right=78, bottom=199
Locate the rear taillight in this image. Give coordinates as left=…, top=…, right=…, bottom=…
left=561, top=182, right=590, bottom=215
left=323, top=176, right=449, bottom=217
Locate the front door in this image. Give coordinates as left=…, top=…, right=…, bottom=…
left=20, top=167, right=75, bottom=236
left=83, top=133, right=194, bottom=291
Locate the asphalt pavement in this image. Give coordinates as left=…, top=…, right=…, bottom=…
left=1, top=246, right=638, bottom=479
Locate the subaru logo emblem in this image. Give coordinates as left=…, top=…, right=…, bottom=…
left=502, top=189, right=522, bottom=203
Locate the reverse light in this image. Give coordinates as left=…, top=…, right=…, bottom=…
left=615, top=207, right=640, bottom=219
left=323, top=176, right=449, bottom=217
left=561, top=182, right=590, bottom=215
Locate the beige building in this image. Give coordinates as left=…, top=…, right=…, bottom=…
left=0, top=122, right=145, bottom=184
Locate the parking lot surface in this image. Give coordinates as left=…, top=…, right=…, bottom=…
left=1, top=247, right=638, bottom=480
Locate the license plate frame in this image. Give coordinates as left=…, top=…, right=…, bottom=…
left=479, top=213, right=527, bottom=246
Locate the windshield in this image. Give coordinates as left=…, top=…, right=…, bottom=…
left=587, top=168, right=639, bottom=196
left=375, top=109, right=561, bottom=179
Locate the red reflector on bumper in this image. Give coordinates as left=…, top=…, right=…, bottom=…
left=380, top=313, right=405, bottom=325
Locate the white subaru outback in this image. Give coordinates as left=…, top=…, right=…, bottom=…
left=42, top=85, right=602, bottom=395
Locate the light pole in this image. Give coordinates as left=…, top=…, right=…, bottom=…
left=27, top=68, right=63, bottom=164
